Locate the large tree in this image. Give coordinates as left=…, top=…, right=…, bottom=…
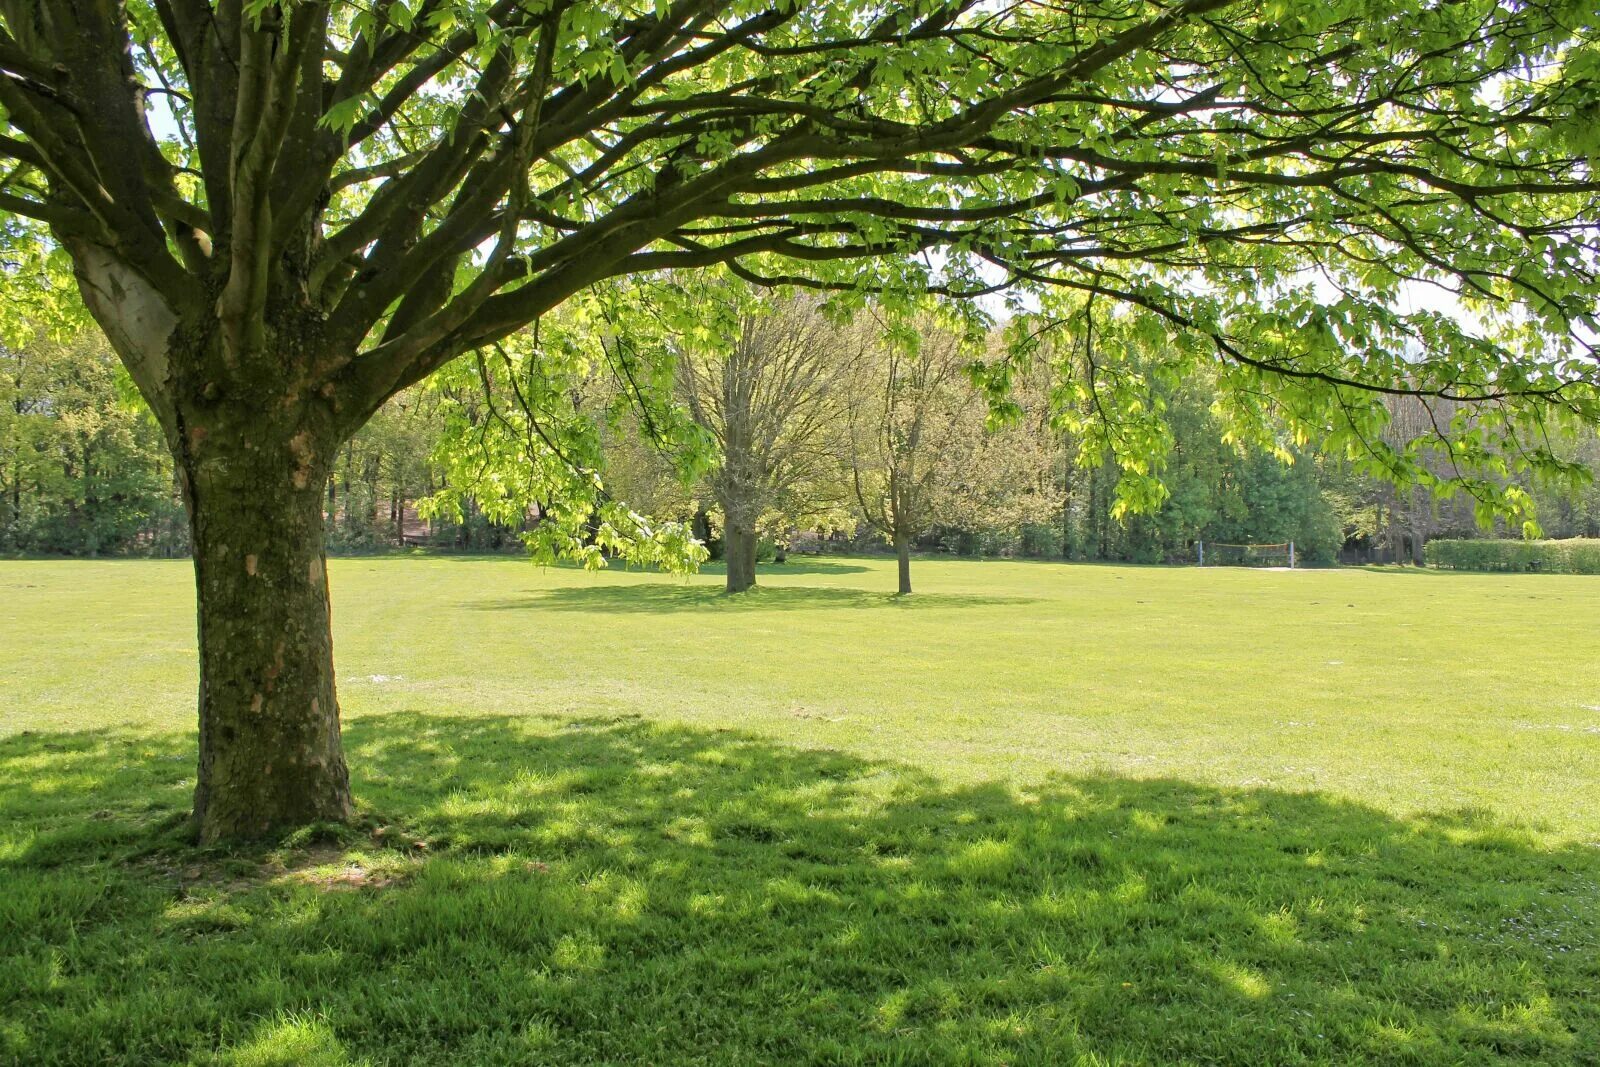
left=1, top=0, right=1596, bottom=840
left=677, top=291, right=853, bottom=591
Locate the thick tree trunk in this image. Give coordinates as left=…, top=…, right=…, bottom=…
left=183, top=423, right=352, bottom=843
left=725, top=522, right=758, bottom=592
left=895, top=532, right=912, bottom=595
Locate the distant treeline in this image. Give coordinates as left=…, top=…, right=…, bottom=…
left=5, top=327, right=1598, bottom=563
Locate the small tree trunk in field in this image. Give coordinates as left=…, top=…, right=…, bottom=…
left=725, top=521, right=758, bottom=592
left=895, top=532, right=912, bottom=594
left=1409, top=489, right=1426, bottom=566
left=183, top=414, right=352, bottom=843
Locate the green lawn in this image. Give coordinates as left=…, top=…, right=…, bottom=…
left=2, top=557, right=1597, bottom=1064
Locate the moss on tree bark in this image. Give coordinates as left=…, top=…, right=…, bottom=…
left=182, top=409, right=352, bottom=843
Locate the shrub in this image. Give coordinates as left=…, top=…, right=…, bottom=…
left=1424, top=538, right=1600, bottom=574
left=1019, top=523, right=1063, bottom=559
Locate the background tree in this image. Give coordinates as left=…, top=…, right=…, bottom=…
left=1091, top=377, right=1341, bottom=563
left=1532, top=433, right=1600, bottom=539
left=936, top=343, right=1064, bottom=556
left=677, top=290, right=854, bottom=592
left=2, top=0, right=1597, bottom=838
left=1, top=331, right=184, bottom=555
left=845, top=318, right=983, bottom=594
left=595, top=404, right=701, bottom=544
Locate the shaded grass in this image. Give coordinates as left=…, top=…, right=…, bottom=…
left=2, top=713, right=1598, bottom=1065
left=475, top=584, right=1036, bottom=613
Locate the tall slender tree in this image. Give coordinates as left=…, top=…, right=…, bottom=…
left=1, top=1, right=1596, bottom=838
left=845, top=318, right=980, bottom=594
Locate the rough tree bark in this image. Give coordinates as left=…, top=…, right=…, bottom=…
left=162, top=314, right=357, bottom=843
left=895, top=531, right=912, bottom=595
left=185, top=412, right=353, bottom=841
left=724, top=521, right=758, bottom=593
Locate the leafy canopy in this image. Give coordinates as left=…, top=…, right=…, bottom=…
left=0, top=0, right=1597, bottom=539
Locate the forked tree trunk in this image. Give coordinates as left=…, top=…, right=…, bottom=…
left=183, top=417, right=352, bottom=843
left=895, top=532, right=912, bottom=595
left=725, top=522, right=758, bottom=593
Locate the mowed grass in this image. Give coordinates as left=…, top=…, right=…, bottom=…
left=1, top=556, right=1598, bottom=1064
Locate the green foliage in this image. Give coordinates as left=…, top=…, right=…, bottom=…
left=1425, top=538, right=1600, bottom=574
left=1002, top=363, right=1346, bottom=564
left=0, top=332, right=184, bottom=555
left=843, top=311, right=996, bottom=550
left=674, top=284, right=861, bottom=550
left=322, top=391, right=505, bottom=553
left=9, top=0, right=1600, bottom=550
left=421, top=288, right=712, bottom=573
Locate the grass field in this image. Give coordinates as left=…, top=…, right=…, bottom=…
left=2, top=556, right=1598, bottom=1064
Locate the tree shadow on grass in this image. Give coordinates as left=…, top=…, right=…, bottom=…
left=1, top=715, right=1597, bottom=1065
left=700, top=556, right=874, bottom=577
left=342, top=554, right=875, bottom=576
left=474, top=584, right=1036, bottom=613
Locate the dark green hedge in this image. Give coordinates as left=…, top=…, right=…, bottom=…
left=1424, top=538, right=1600, bottom=574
